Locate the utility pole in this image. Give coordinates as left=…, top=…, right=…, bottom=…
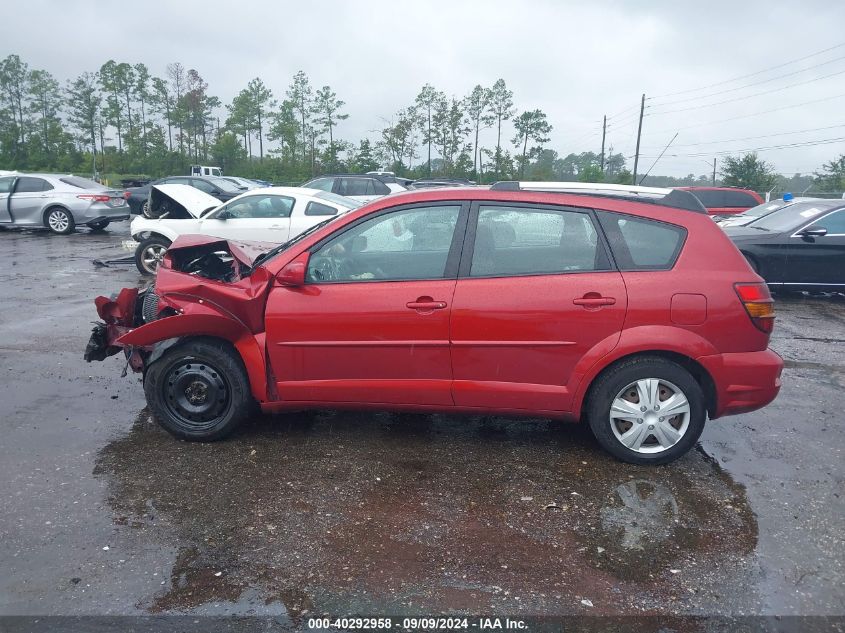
left=712, top=157, right=717, bottom=185
left=631, top=94, right=645, bottom=185
left=600, top=115, right=607, bottom=173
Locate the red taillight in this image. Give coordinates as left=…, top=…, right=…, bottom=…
left=123, top=191, right=131, bottom=200
left=735, top=282, right=775, bottom=333
left=77, top=194, right=110, bottom=203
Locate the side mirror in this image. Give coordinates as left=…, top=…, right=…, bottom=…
left=216, top=210, right=230, bottom=220
left=276, top=252, right=309, bottom=287
left=799, top=227, right=827, bottom=239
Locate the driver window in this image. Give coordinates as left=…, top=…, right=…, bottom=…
left=807, top=210, right=845, bottom=235
left=307, top=205, right=461, bottom=283
left=219, top=195, right=294, bottom=219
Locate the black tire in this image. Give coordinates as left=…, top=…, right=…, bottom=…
left=144, top=339, right=253, bottom=441
left=44, top=207, right=75, bottom=235
left=135, top=236, right=171, bottom=275
left=586, top=357, right=706, bottom=465
left=88, top=220, right=110, bottom=231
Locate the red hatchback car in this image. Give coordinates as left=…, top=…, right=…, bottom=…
left=85, top=182, right=783, bottom=464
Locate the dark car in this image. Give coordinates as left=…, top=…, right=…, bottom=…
left=126, top=176, right=243, bottom=216
left=676, top=187, right=763, bottom=216
left=85, top=182, right=782, bottom=465
left=724, top=199, right=845, bottom=292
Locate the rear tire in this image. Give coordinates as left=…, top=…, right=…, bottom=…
left=44, top=207, right=75, bottom=235
left=144, top=339, right=253, bottom=441
left=135, top=236, right=171, bottom=275
left=586, top=357, right=706, bottom=465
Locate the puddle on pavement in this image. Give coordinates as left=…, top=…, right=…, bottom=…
left=94, top=409, right=758, bottom=615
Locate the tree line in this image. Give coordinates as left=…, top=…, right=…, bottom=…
left=0, top=54, right=633, bottom=184
left=0, top=53, right=842, bottom=192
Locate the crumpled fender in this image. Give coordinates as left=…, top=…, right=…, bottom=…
left=117, top=302, right=270, bottom=403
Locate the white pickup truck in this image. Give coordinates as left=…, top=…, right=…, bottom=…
left=130, top=184, right=360, bottom=274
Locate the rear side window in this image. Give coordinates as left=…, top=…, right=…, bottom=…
left=723, top=190, right=758, bottom=208
left=372, top=179, right=390, bottom=195
left=305, top=201, right=339, bottom=216
left=338, top=178, right=374, bottom=196
left=690, top=190, right=723, bottom=208
left=15, top=177, right=51, bottom=192
left=470, top=205, right=607, bottom=277
left=597, top=211, right=686, bottom=270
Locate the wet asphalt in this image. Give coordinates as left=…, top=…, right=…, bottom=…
left=0, top=224, right=842, bottom=621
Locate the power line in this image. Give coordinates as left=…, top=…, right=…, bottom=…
left=649, top=54, right=845, bottom=107
left=636, top=136, right=845, bottom=159
left=649, top=41, right=845, bottom=99
left=647, top=68, right=845, bottom=116
left=638, top=123, right=845, bottom=150
left=646, top=92, right=845, bottom=134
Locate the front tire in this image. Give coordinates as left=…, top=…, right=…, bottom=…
left=135, top=236, right=171, bottom=275
left=45, top=207, right=75, bottom=234
left=586, top=357, right=706, bottom=465
left=144, top=339, right=253, bottom=441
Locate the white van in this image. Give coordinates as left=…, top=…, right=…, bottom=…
left=190, top=165, right=222, bottom=177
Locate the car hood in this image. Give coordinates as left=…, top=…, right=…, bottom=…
left=165, top=234, right=276, bottom=270
left=151, top=184, right=221, bottom=218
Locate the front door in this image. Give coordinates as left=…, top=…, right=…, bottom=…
left=450, top=203, right=627, bottom=412
left=782, top=208, right=845, bottom=287
left=200, top=193, right=294, bottom=243
left=0, top=176, right=14, bottom=223
left=265, top=202, right=467, bottom=405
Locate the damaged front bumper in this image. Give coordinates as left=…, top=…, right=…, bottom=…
left=83, top=287, right=147, bottom=371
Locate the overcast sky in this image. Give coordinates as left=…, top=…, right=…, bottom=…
left=7, top=0, right=845, bottom=177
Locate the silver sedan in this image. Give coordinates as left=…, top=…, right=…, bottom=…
left=0, top=173, right=130, bottom=234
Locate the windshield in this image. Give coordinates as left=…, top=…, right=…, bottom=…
left=252, top=215, right=342, bottom=268
left=60, top=176, right=108, bottom=191
left=750, top=202, right=835, bottom=232
left=208, top=176, right=241, bottom=192
left=735, top=200, right=789, bottom=219
left=315, top=191, right=362, bottom=209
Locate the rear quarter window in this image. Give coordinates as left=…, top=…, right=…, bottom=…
left=723, top=190, right=759, bottom=208
left=689, top=190, right=724, bottom=208
left=597, top=211, right=687, bottom=270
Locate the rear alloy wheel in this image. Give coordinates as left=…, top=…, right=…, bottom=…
left=88, top=220, right=110, bottom=231
left=45, top=207, right=75, bottom=234
left=587, top=358, right=706, bottom=464
left=135, top=236, right=171, bottom=275
left=144, top=339, right=253, bottom=441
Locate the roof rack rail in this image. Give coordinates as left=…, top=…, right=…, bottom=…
left=489, top=181, right=707, bottom=214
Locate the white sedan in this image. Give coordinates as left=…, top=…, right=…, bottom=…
left=131, top=184, right=360, bottom=274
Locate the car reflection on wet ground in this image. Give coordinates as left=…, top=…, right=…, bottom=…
left=0, top=227, right=842, bottom=620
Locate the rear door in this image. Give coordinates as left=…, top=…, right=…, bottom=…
left=265, top=201, right=467, bottom=405
left=200, top=194, right=295, bottom=242
left=449, top=202, right=627, bottom=413
left=9, top=176, right=52, bottom=224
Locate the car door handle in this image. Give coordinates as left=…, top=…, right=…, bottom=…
left=573, top=295, right=616, bottom=307
left=406, top=298, right=448, bottom=311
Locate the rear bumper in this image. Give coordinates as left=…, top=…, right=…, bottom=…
left=698, top=348, right=783, bottom=418
left=84, top=213, right=130, bottom=225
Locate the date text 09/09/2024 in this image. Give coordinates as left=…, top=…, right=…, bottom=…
left=306, top=617, right=528, bottom=630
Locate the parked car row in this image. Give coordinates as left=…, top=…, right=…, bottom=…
left=85, top=180, right=784, bottom=465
